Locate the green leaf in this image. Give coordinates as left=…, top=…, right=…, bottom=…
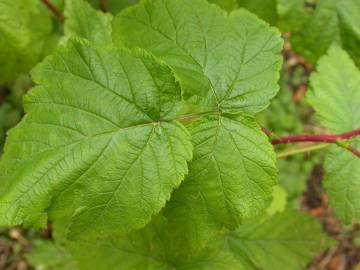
left=308, top=46, right=360, bottom=224
left=165, top=114, right=277, bottom=251
left=26, top=240, right=78, bottom=270
left=113, top=0, right=283, bottom=112
left=227, top=210, right=333, bottom=270
left=113, top=0, right=281, bottom=250
left=0, top=40, right=192, bottom=239
left=337, top=0, right=360, bottom=68
left=64, top=0, right=113, bottom=46
left=238, top=0, right=278, bottom=25
left=208, top=0, right=238, bottom=12
left=278, top=0, right=360, bottom=66
left=0, top=0, right=58, bottom=84
left=69, top=216, right=245, bottom=270
left=266, top=185, right=287, bottom=216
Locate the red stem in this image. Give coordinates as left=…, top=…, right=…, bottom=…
left=41, top=0, right=64, bottom=21
left=347, top=145, right=360, bottom=158
left=271, top=128, right=360, bottom=145
left=269, top=128, right=360, bottom=158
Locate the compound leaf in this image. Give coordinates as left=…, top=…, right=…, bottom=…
left=0, top=40, right=192, bottom=239
left=308, top=46, right=360, bottom=223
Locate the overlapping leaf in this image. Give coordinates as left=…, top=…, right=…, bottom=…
left=113, top=0, right=283, bottom=112
left=113, top=0, right=282, bottom=249
left=308, top=46, right=360, bottom=223
left=165, top=114, right=277, bottom=250
left=0, top=40, right=192, bottom=238
left=69, top=216, right=245, bottom=270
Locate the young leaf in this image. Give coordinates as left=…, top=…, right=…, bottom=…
left=308, top=46, right=360, bottom=224
left=0, top=40, right=192, bottom=238
left=64, top=0, right=113, bottom=46
left=113, top=0, right=283, bottom=112
left=226, top=210, right=333, bottom=270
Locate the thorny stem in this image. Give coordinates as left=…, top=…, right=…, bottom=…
left=41, top=0, right=64, bottom=20
left=270, top=128, right=360, bottom=158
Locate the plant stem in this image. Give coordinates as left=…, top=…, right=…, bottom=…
left=276, top=143, right=330, bottom=159
left=345, top=144, right=360, bottom=158
left=271, top=128, right=360, bottom=145
left=41, top=0, right=64, bottom=20
left=271, top=128, right=360, bottom=158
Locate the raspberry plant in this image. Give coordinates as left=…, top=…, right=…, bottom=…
left=0, top=0, right=360, bottom=269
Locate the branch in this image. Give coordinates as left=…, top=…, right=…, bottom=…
left=271, top=128, right=360, bottom=145
left=345, top=144, right=360, bottom=158
left=41, top=0, right=64, bottom=21
left=269, top=128, right=360, bottom=158
left=276, top=143, right=330, bottom=159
